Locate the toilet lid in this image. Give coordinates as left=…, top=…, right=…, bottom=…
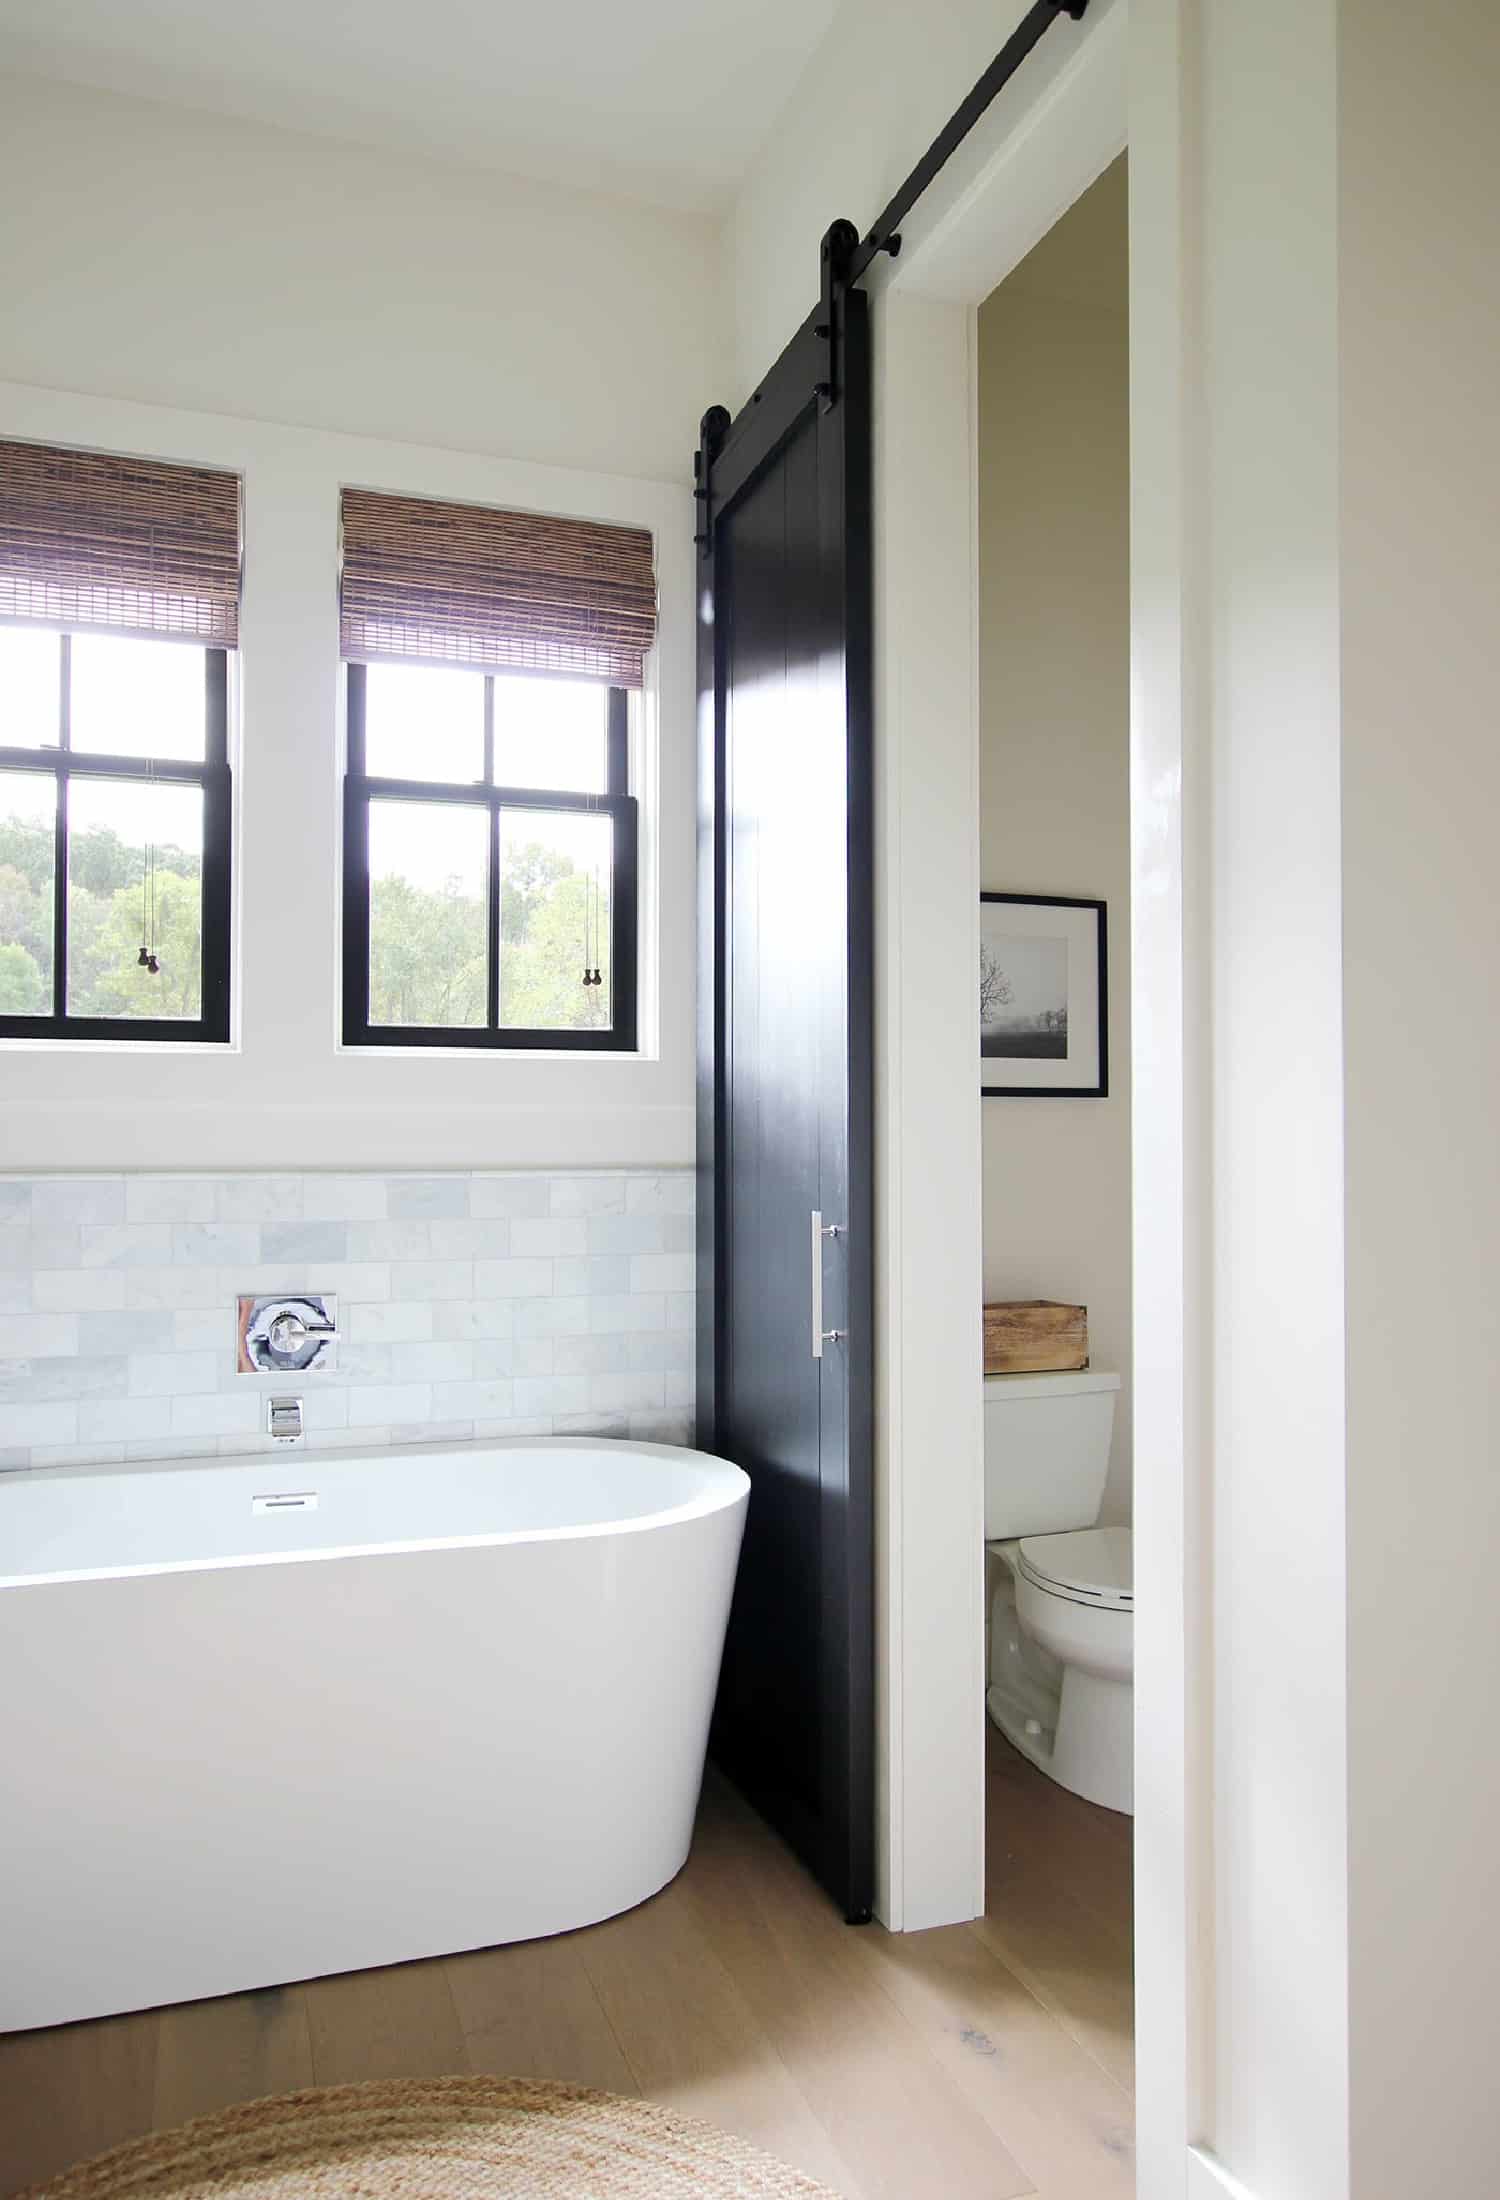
left=1016, top=1525, right=1133, bottom=1610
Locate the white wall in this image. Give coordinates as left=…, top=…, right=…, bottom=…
left=726, top=0, right=1066, bottom=395
left=0, top=72, right=720, bottom=485
left=0, top=384, right=696, bottom=1174
left=978, top=158, right=1132, bottom=1521
left=1340, top=2, right=1500, bottom=2190
left=0, top=74, right=716, bottom=1176
left=1132, top=3, right=1355, bottom=2192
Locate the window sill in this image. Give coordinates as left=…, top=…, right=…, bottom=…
left=0, top=1035, right=240, bottom=1056
left=335, top=1041, right=657, bottom=1065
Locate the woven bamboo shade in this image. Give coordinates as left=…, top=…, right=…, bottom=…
left=340, top=489, right=657, bottom=687
left=0, top=438, right=241, bottom=645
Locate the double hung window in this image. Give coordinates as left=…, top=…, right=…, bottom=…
left=339, top=489, right=655, bottom=1052
left=0, top=441, right=238, bottom=1042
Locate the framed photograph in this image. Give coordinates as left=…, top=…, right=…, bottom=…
left=980, top=892, right=1107, bottom=1097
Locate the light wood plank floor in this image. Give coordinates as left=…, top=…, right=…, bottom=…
left=0, top=1731, right=1133, bottom=2198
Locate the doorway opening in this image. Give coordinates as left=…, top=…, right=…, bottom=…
left=975, top=152, right=1135, bottom=2157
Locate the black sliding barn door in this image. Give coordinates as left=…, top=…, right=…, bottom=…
left=696, top=225, right=874, bottom=1922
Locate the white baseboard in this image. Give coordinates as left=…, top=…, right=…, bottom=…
left=1188, top=2146, right=1260, bottom=2200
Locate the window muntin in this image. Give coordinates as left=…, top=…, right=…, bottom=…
left=342, top=663, right=637, bottom=1052
left=0, top=631, right=231, bottom=1041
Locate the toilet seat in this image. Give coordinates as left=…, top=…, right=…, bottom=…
left=1016, top=1525, right=1132, bottom=1611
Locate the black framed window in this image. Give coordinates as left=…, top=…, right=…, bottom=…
left=342, top=661, right=637, bottom=1051
left=0, top=627, right=232, bottom=1042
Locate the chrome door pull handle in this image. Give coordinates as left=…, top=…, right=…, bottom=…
left=811, top=1211, right=845, bottom=1360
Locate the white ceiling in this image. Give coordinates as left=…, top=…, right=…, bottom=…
left=0, top=0, right=841, bottom=213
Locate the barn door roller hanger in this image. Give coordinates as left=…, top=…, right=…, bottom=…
left=694, top=0, right=1089, bottom=526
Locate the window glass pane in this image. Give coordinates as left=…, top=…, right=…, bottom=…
left=70, top=633, right=207, bottom=762
left=0, top=770, right=56, bottom=1015
left=369, top=800, right=488, bottom=1028
left=499, top=808, right=613, bottom=1033
left=67, top=779, right=203, bottom=1020
left=493, top=676, right=608, bottom=794
left=0, top=627, right=62, bottom=749
left=363, top=663, right=485, bottom=783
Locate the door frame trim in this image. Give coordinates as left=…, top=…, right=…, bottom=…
left=864, top=0, right=1129, bottom=1937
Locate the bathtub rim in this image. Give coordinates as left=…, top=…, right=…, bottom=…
left=0, top=1434, right=749, bottom=1593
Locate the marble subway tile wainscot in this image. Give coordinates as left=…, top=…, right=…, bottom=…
left=0, top=1356, right=126, bottom=1404
left=590, top=1372, right=667, bottom=1414
left=7, top=1402, right=83, bottom=1447
left=347, top=1222, right=435, bottom=1263
left=174, top=1309, right=238, bottom=1353
left=0, top=1314, right=80, bottom=1358
left=512, top=1295, right=590, bottom=1338
left=259, top=1222, right=351, bottom=1266
left=172, top=1224, right=261, bottom=1266
left=214, top=1177, right=304, bottom=1223
left=470, top=1176, right=550, bottom=1220
left=126, top=1179, right=217, bottom=1224
left=426, top=1220, right=516, bottom=1260
left=301, top=1177, right=389, bottom=1223
left=627, top=1173, right=696, bottom=1216
left=391, top=1260, right=474, bottom=1302
left=388, top=1178, right=469, bottom=1221
left=345, top=1301, right=435, bottom=1343
left=78, top=1310, right=176, bottom=1354
left=79, top=1226, right=175, bottom=1269
left=170, top=1392, right=261, bottom=1439
left=347, top=1385, right=434, bottom=1427
left=548, top=1174, right=628, bottom=1216
left=32, top=1179, right=126, bottom=1227
left=0, top=1170, right=694, bottom=1472
left=554, top=1256, right=631, bottom=1298
left=129, top=1352, right=218, bottom=1398
left=78, top=1397, right=171, bottom=1445
left=512, top=1375, right=591, bottom=1419
left=33, top=1269, right=127, bottom=1314
left=585, top=1212, right=693, bottom=1257
left=509, top=1218, right=588, bottom=1259
left=431, top=1379, right=518, bottom=1421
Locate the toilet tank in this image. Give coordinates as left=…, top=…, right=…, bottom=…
left=984, top=1369, right=1121, bottom=1539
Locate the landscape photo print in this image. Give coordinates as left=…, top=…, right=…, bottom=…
left=980, top=892, right=1107, bottom=1097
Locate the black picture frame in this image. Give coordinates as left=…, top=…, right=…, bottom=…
left=980, top=891, right=1107, bottom=1098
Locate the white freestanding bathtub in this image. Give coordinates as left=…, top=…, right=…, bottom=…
left=0, top=1438, right=748, bottom=2032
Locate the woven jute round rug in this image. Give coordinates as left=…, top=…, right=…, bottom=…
left=21, top=2076, right=843, bottom=2200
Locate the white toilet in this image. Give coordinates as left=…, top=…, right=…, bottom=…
left=984, top=1368, right=1132, bottom=1815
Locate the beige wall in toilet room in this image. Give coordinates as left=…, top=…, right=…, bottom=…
left=1340, top=0, right=1500, bottom=2184
left=977, top=159, right=1132, bottom=1520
